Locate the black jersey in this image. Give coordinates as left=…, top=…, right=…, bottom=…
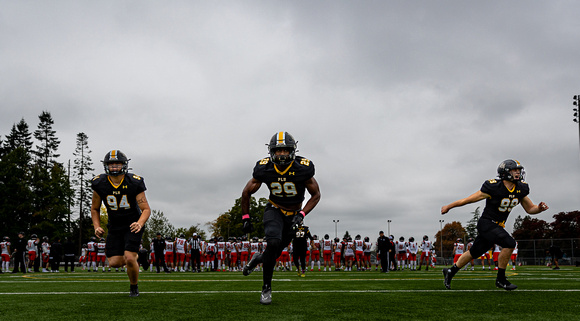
left=292, top=225, right=312, bottom=249
left=91, top=173, right=147, bottom=231
left=252, top=156, right=315, bottom=208
left=480, top=178, right=530, bottom=225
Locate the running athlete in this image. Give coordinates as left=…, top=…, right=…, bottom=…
left=241, top=132, right=321, bottom=305
left=91, top=150, right=151, bottom=297
left=441, top=159, right=548, bottom=291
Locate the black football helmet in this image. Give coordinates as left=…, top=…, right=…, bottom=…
left=399, top=236, right=404, bottom=242
left=355, top=235, right=361, bottom=240
left=423, top=235, right=429, bottom=241
left=31, top=234, right=37, bottom=239
left=497, top=159, right=525, bottom=182
left=456, top=238, right=462, bottom=243
left=409, top=237, right=414, bottom=242
left=334, top=237, right=339, bottom=243
left=324, top=234, right=329, bottom=240
left=364, top=236, right=369, bottom=242
left=102, top=150, right=130, bottom=176
left=267, top=132, right=297, bottom=166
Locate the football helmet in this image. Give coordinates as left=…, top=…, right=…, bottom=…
left=497, top=159, right=525, bottom=182
left=102, top=150, right=130, bottom=176
left=355, top=235, right=361, bottom=240
left=399, top=236, right=404, bottom=242
left=334, top=237, right=339, bottom=243
left=3, top=236, right=8, bottom=241
left=43, top=236, right=49, bottom=242
left=324, top=234, right=329, bottom=240
left=468, top=237, right=474, bottom=243
left=364, top=236, right=369, bottom=242
left=456, top=238, right=462, bottom=243
left=252, top=236, right=259, bottom=242
left=267, top=132, right=297, bottom=166
left=423, top=235, right=429, bottom=241
left=218, top=236, right=224, bottom=242
left=31, top=234, right=37, bottom=239
left=313, top=235, right=318, bottom=240
left=409, top=237, right=414, bottom=242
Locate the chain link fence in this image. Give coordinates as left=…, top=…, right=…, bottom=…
left=515, top=238, right=579, bottom=266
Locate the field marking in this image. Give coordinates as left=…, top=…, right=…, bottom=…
left=1, top=289, right=580, bottom=295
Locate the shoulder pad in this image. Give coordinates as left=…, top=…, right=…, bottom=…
left=258, top=158, right=270, bottom=165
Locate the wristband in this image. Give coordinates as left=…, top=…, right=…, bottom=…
left=299, top=211, right=306, bottom=217
left=242, top=214, right=250, bottom=220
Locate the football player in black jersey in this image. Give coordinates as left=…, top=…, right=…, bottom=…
left=241, top=132, right=321, bottom=305
left=91, top=150, right=151, bottom=297
left=441, top=159, right=548, bottom=291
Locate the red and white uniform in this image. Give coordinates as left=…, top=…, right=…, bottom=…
left=175, top=237, right=187, bottom=263
left=420, top=240, right=432, bottom=262
left=407, top=241, right=418, bottom=262
left=334, top=242, right=342, bottom=267
left=240, top=241, right=250, bottom=262
left=354, top=239, right=364, bottom=262
left=27, top=239, right=38, bottom=262
left=41, top=242, right=51, bottom=263
left=311, top=239, right=321, bottom=261
left=493, top=244, right=501, bottom=262
left=250, top=241, right=260, bottom=257
left=344, top=241, right=354, bottom=261
left=96, top=241, right=106, bottom=263
left=363, top=241, right=372, bottom=262
left=79, top=246, right=87, bottom=265
left=87, top=241, right=97, bottom=263
left=322, top=239, right=333, bottom=262
left=453, top=242, right=465, bottom=263
left=511, top=242, right=518, bottom=261
left=395, top=241, right=407, bottom=261
left=164, top=240, right=175, bottom=264
left=205, top=242, right=216, bottom=261
left=1, top=241, right=11, bottom=262
left=216, top=241, right=226, bottom=261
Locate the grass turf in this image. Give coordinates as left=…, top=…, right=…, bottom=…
left=0, top=265, right=578, bottom=320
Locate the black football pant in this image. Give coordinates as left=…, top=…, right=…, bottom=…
left=64, top=254, right=75, bottom=272
left=13, top=252, right=26, bottom=273
left=190, top=249, right=201, bottom=272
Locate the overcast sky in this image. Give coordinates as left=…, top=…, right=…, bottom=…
left=1, top=1, right=579, bottom=241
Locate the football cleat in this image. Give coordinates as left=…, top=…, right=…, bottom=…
left=260, top=286, right=272, bottom=305
left=243, top=253, right=261, bottom=276
left=443, top=268, right=453, bottom=289
left=129, top=285, right=139, bottom=297
left=495, top=279, right=517, bottom=291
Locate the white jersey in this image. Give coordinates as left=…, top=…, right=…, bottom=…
left=493, top=244, right=501, bottom=253
left=217, top=241, right=226, bottom=252
left=322, top=239, right=333, bottom=251
left=87, top=241, right=96, bottom=252
left=345, top=242, right=354, bottom=256
left=250, top=242, right=260, bottom=253
left=97, top=242, right=106, bottom=255
left=175, top=238, right=187, bottom=254
left=396, top=241, right=407, bottom=253
left=27, top=239, right=38, bottom=252
left=513, top=242, right=518, bottom=254
left=420, top=240, right=432, bottom=253
left=407, top=241, right=418, bottom=254
left=0, top=241, right=10, bottom=255
left=164, top=241, right=174, bottom=254
left=454, top=243, right=465, bottom=255
left=42, top=242, right=50, bottom=254
left=261, top=241, right=267, bottom=252
left=334, top=242, right=343, bottom=254
left=311, top=239, right=321, bottom=251
left=241, top=241, right=251, bottom=253
left=364, top=241, right=372, bottom=253
left=354, top=240, right=364, bottom=252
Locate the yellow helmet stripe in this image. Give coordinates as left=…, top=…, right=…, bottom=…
left=277, top=132, right=285, bottom=145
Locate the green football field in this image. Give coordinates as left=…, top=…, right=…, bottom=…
left=0, top=265, right=578, bottom=320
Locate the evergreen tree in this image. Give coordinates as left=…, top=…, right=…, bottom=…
left=464, top=207, right=480, bottom=240
left=4, top=118, right=33, bottom=152
left=33, top=111, right=60, bottom=168
left=72, top=133, right=94, bottom=246
left=0, top=147, right=34, bottom=236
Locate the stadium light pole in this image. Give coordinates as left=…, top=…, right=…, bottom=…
left=333, top=220, right=339, bottom=238
left=573, top=95, right=580, bottom=161
left=387, top=220, right=392, bottom=236
left=439, top=220, right=445, bottom=265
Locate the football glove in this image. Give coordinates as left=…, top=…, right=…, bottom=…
left=242, top=214, right=254, bottom=233
left=291, top=211, right=306, bottom=230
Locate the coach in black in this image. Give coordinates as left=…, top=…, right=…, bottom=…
left=91, top=150, right=151, bottom=297
left=376, top=231, right=390, bottom=273
left=11, top=232, right=27, bottom=274
left=441, top=159, right=548, bottom=290
left=241, top=132, right=321, bottom=305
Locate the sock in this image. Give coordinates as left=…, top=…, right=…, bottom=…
left=497, top=268, right=506, bottom=280
left=450, top=264, right=460, bottom=275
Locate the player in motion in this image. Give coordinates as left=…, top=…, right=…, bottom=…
left=241, top=132, right=321, bottom=305
left=441, top=159, right=548, bottom=291
left=91, top=150, right=151, bottom=297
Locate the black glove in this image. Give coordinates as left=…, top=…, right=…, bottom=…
left=291, top=211, right=306, bottom=230
left=242, top=214, right=254, bottom=233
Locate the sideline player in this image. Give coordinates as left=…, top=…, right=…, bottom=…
left=418, top=235, right=432, bottom=271
left=241, top=132, right=321, bottom=305
left=91, top=150, right=151, bottom=297
left=441, top=159, right=548, bottom=291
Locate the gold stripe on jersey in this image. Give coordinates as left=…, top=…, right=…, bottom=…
left=274, top=163, right=293, bottom=175
left=108, top=176, right=125, bottom=189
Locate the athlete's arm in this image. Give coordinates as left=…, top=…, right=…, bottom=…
left=132, top=191, right=151, bottom=233
left=520, top=196, right=548, bottom=214
left=241, top=178, right=262, bottom=214
left=441, top=190, right=490, bottom=214
left=301, top=177, right=321, bottom=215
left=91, top=191, right=105, bottom=237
